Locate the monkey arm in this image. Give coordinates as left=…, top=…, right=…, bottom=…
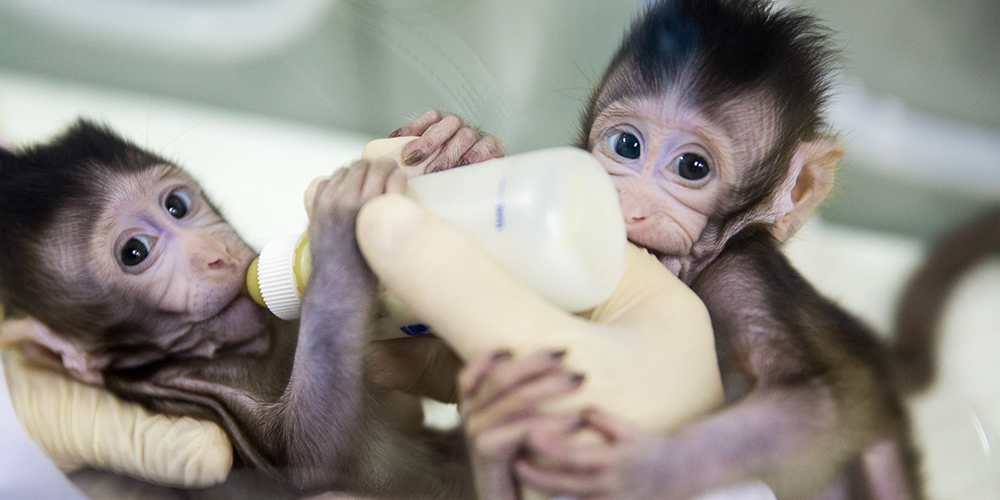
left=271, top=159, right=469, bottom=496
left=508, top=232, right=908, bottom=500
left=683, top=230, right=912, bottom=499
left=278, top=206, right=378, bottom=488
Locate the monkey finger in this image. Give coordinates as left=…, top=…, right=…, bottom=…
left=459, top=135, right=504, bottom=166
left=582, top=408, right=640, bottom=443
left=462, top=373, right=585, bottom=434
left=389, top=109, right=442, bottom=138
left=359, top=159, right=399, bottom=202
left=458, top=350, right=513, bottom=403
left=461, top=349, right=571, bottom=417
left=515, top=458, right=608, bottom=499
left=524, top=425, right=611, bottom=474
left=303, top=175, right=332, bottom=218
left=385, top=167, right=408, bottom=195
left=467, top=422, right=530, bottom=461
left=402, top=115, right=463, bottom=166
left=426, top=126, right=479, bottom=173
left=468, top=413, right=578, bottom=462
left=331, top=160, right=373, bottom=206
left=311, top=168, right=350, bottom=214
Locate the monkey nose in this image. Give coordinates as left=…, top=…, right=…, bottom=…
left=187, top=233, right=238, bottom=271
left=207, top=258, right=229, bottom=270
left=194, top=251, right=239, bottom=277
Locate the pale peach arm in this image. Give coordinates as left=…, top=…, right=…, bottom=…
left=355, top=195, right=723, bottom=433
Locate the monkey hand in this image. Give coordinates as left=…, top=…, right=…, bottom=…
left=389, top=109, right=504, bottom=173
left=304, top=114, right=501, bottom=219
left=516, top=408, right=688, bottom=500
left=457, top=349, right=586, bottom=500
left=455, top=350, right=688, bottom=500
left=1, top=342, right=231, bottom=488
left=306, top=158, right=407, bottom=274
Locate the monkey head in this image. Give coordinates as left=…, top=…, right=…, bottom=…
left=0, top=120, right=266, bottom=384
left=580, top=0, right=844, bottom=281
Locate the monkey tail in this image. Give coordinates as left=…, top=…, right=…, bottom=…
left=891, top=206, right=1000, bottom=394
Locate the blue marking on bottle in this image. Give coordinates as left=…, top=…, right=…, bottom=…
left=495, top=173, right=507, bottom=231
left=400, top=323, right=430, bottom=336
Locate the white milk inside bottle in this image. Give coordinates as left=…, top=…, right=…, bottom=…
left=247, top=147, right=627, bottom=339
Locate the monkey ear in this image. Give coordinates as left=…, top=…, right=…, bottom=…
left=770, top=139, right=844, bottom=241
left=0, top=317, right=105, bottom=384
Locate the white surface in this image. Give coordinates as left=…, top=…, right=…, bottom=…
left=2, top=0, right=335, bottom=61
left=1, top=71, right=998, bottom=498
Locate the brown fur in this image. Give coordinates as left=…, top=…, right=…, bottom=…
left=0, top=121, right=471, bottom=498
left=562, top=0, right=925, bottom=497
left=892, top=206, right=1000, bottom=393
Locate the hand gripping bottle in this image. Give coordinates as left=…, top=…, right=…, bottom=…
left=245, top=145, right=627, bottom=339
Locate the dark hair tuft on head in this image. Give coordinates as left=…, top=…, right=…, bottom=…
left=582, top=0, right=839, bottom=150
left=579, top=0, right=840, bottom=223
left=0, top=120, right=170, bottom=334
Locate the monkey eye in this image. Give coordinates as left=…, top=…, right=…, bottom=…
left=120, top=236, right=151, bottom=267
left=676, top=153, right=710, bottom=181
left=165, top=191, right=191, bottom=219
left=608, top=132, right=642, bottom=160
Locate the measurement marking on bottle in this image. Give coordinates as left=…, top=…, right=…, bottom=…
left=495, top=173, right=507, bottom=231
left=400, top=323, right=431, bottom=336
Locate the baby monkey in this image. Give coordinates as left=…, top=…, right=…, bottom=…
left=0, top=120, right=478, bottom=498
left=444, top=0, right=926, bottom=499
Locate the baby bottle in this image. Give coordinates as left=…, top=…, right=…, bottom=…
left=246, top=146, right=627, bottom=339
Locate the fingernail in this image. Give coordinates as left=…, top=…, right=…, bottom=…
left=404, top=149, right=426, bottom=166
left=568, top=373, right=585, bottom=385
left=550, top=349, right=567, bottom=360
left=389, top=127, right=403, bottom=138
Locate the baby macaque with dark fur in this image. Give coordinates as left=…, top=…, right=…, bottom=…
left=420, top=0, right=927, bottom=499
left=0, top=120, right=485, bottom=498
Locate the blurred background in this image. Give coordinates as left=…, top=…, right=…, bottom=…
left=0, top=0, right=997, bottom=239
left=0, top=0, right=998, bottom=498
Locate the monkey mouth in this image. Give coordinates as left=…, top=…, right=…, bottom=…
left=643, top=247, right=684, bottom=277
left=208, top=292, right=268, bottom=337
left=199, top=270, right=258, bottom=322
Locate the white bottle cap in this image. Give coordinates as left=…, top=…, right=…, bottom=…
left=255, top=234, right=303, bottom=320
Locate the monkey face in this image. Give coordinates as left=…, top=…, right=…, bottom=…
left=89, top=165, right=257, bottom=323
left=587, top=93, right=741, bottom=275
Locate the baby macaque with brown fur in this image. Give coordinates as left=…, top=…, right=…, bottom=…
left=423, top=0, right=928, bottom=498
left=0, top=120, right=494, bottom=498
